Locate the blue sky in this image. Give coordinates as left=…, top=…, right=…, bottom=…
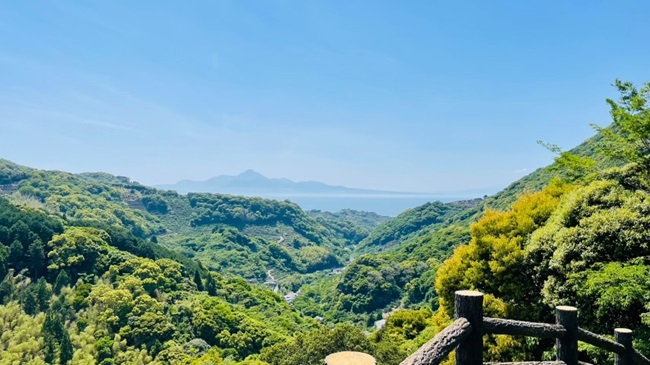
left=1, top=1, right=649, bottom=193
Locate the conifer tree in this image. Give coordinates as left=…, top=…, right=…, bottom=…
left=206, top=272, right=218, bottom=296
left=0, top=245, right=7, bottom=277
left=43, top=311, right=65, bottom=339
left=0, top=272, right=14, bottom=304
left=193, top=270, right=204, bottom=292
left=54, top=270, right=70, bottom=294
left=27, top=239, right=45, bottom=279
left=60, top=328, right=74, bottom=365
left=21, top=290, right=38, bottom=315
left=43, top=335, right=56, bottom=365
left=8, top=240, right=23, bottom=268
left=35, top=277, right=52, bottom=312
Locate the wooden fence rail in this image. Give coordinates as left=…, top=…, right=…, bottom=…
left=484, top=317, right=566, bottom=338
left=399, top=290, right=650, bottom=365
left=399, top=318, right=472, bottom=365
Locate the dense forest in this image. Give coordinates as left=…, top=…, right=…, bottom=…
left=1, top=80, right=650, bottom=364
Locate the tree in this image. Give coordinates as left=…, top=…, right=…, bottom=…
left=0, top=301, right=46, bottom=362
left=60, top=328, right=74, bottom=364
left=124, top=294, right=175, bottom=348
left=34, top=277, right=52, bottom=312
left=194, top=270, right=205, bottom=292
left=8, top=239, right=23, bottom=268
left=190, top=348, right=224, bottom=365
left=27, top=239, right=45, bottom=279
left=54, top=270, right=70, bottom=294
left=0, top=271, right=15, bottom=304
left=43, top=311, right=64, bottom=362
left=43, top=333, right=56, bottom=365
left=47, top=227, right=111, bottom=278
left=21, top=290, right=39, bottom=315
left=539, top=80, right=650, bottom=176
left=0, top=245, right=7, bottom=277
left=96, top=336, right=114, bottom=362
left=206, top=272, right=218, bottom=296
left=9, top=220, right=30, bottom=245
left=260, top=324, right=375, bottom=365
left=537, top=141, right=597, bottom=181
left=42, top=309, right=75, bottom=364
left=43, top=311, right=65, bottom=340
left=595, top=80, right=650, bottom=164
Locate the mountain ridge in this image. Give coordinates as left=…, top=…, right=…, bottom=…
left=155, top=170, right=432, bottom=196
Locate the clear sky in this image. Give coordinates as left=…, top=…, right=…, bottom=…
left=1, top=1, right=649, bottom=193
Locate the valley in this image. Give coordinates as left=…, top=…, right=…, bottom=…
left=1, top=84, right=650, bottom=365
left=2, top=1, right=650, bottom=364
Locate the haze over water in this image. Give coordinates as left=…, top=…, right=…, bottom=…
left=240, top=193, right=487, bottom=216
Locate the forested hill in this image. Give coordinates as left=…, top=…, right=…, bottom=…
left=1, top=81, right=648, bottom=365
left=0, top=194, right=325, bottom=364
left=0, top=159, right=372, bottom=280
left=481, top=132, right=611, bottom=211
left=0, top=158, right=484, bottom=365
left=307, top=209, right=391, bottom=245
left=291, top=82, right=650, bottom=365
left=290, top=122, right=620, bottom=326
left=369, top=130, right=614, bottom=260
left=356, top=199, right=483, bottom=253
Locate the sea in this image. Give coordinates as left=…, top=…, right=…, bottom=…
left=250, top=193, right=484, bottom=217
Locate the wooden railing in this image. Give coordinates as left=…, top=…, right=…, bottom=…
left=400, top=290, right=650, bottom=365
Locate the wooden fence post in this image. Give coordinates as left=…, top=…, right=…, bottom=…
left=556, top=306, right=578, bottom=365
left=615, top=328, right=633, bottom=365
left=455, top=290, right=483, bottom=365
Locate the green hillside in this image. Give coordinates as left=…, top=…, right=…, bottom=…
left=289, top=97, right=623, bottom=326
left=380, top=129, right=616, bottom=265
left=307, top=209, right=391, bottom=245
left=0, top=196, right=318, bottom=364
left=0, top=162, right=456, bottom=365
left=356, top=199, right=483, bottom=253
left=1, top=80, right=649, bottom=365
left=433, top=161, right=650, bottom=362
left=0, top=160, right=363, bottom=280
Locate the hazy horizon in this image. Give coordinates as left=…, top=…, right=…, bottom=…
left=2, top=1, right=649, bottom=193
left=154, top=167, right=502, bottom=195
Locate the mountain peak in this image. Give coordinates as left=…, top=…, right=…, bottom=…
left=237, top=169, right=266, bottom=180
left=156, top=170, right=417, bottom=197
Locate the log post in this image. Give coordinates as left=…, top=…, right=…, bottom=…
left=556, top=306, right=578, bottom=365
left=615, top=328, right=633, bottom=365
left=455, top=290, right=483, bottom=365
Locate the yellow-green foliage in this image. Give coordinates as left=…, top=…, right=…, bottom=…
left=433, top=163, right=650, bottom=362
left=432, top=181, right=575, bottom=362
left=7, top=165, right=166, bottom=238
left=47, top=227, right=112, bottom=275
left=0, top=216, right=318, bottom=364
left=112, top=257, right=184, bottom=293
left=0, top=302, right=46, bottom=365
left=260, top=324, right=374, bottom=365
left=528, top=177, right=650, bottom=304
left=436, top=180, right=574, bottom=318
left=294, top=246, right=337, bottom=272
left=46, top=194, right=163, bottom=237
left=190, top=348, right=223, bottom=365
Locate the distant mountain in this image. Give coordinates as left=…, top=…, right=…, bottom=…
left=0, top=159, right=367, bottom=280
left=156, top=170, right=426, bottom=196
